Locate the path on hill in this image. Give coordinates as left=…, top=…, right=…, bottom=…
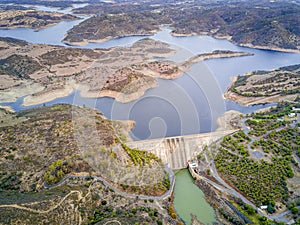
left=0, top=190, right=83, bottom=213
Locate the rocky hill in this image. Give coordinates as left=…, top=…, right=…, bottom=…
left=0, top=37, right=179, bottom=105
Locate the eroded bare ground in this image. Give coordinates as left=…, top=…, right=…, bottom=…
left=0, top=37, right=255, bottom=106
left=0, top=37, right=181, bottom=105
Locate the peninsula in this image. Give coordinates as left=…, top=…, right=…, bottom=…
left=0, top=37, right=252, bottom=106
left=224, top=64, right=300, bottom=106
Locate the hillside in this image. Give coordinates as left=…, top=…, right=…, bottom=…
left=224, top=64, right=300, bottom=106
left=64, top=0, right=300, bottom=52
left=0, top=37, right=179, bottom=105
left=213, top=99, right=300, bottom=222
left=0, top=37, right=251, bottom=106
left=170, top=1, right=300, bottom=52
left=0, top=104, right=181, bottom=224
left=62, top=12, right=171, bottom=45
left=0, top=104, right=171, bottom=194
left=0, top=9, right=78, bottom=30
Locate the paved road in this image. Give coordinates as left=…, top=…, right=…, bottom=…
left=241, top=118, right=286, bottom=159
left=210, top=161, right=261, bottom=214
left=44, top=164, right=175, bottom=201
left=210, top=119, right=296, bottom=222
left=269, top=206, right=300, bottom=222
left=208, top=160, right=296, bottom=223
left=293, top=152, right=300, bottom=165
left=196, top=165, right=294, bottom=223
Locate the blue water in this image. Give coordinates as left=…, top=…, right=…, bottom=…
left=20, top=3, right=89, bottom=14
left=0, top=17, right=299, bottom=140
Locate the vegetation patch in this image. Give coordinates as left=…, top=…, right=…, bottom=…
left=120, top=142, right=162, bottom=166
left=0, top=54, right=42, bottom=78
left=215, top=100, right=299, bottom=206
left=229, top=65, right=300, bottom=99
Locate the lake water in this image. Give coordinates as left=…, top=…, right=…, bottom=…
left=0, top=9, right=299, bottom=140
left=20, top=3, right=89, bottom=14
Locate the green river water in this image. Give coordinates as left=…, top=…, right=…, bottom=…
left=174, top=169, right=217, bottom=225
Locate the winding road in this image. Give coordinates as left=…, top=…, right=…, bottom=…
left=197, top=118, right=299, bottom=223
left=44, top=164, right=175, bottom=201
left=0, top=164, right=175, bottom=221
left=193, top=165, right=294, bottom=223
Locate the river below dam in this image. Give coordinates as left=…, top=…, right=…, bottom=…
left=174, top=169, right=217, bottom=224
left=0, top=4, right=299, bottom=224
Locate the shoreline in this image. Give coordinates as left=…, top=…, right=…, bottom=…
left=21, top=49, right=247, bottom=107
left=10, top=49, right=274, bottom=108
left=216, top=110, right=242, bottom=131
left=0, top=105, right=14, bottom=113
left=22, top=82, right=76, bottom=107
left=171, top=31, right=300, bottom=54
left=63, top=32, right=156, bottom=46
left=237, top=43, right=300, bottom=54
left=79, top=79, right=159, bottom=103
left=180, top=51, right=253, bottom=70
left=224, top=91, right=298, bottom=107
left=223, top=75, right=299, bottom=106
left=0, top=9, right=79, bottom=31
left=21, top=79, right=159, bottom=106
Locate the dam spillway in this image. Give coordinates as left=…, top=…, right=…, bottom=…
left=126, top=130, right=236, bottom=170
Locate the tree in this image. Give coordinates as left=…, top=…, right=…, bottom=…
left=267, top=204, right=275, bottom=214
left=245, top=204, right=256, bottom=215
left=291, top=207, right=299, bottom=214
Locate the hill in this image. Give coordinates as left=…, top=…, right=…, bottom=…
left=64, top=0, right=300, bottom=52
left=224, top=64, right=300, bottom=106
left=0, top=9, right=78, bottom=30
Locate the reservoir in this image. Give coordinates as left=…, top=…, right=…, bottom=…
left=0, top=25, right=294, bottom=139
left=0, top=5, right=299, bottom=225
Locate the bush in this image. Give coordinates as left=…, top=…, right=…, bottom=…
left=291, top=207, right=299, bottom=214
left=101, top=200, right=107, bottom=205
left=267, top=204, right=275, bottom=214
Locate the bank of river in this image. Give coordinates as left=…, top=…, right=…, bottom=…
left=174, top=169, right=217, bottom=225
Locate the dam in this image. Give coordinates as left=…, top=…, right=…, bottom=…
left=126, top=130, right=236, bottom=170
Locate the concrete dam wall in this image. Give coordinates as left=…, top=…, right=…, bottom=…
left=126, top=130, right=236, bottom=170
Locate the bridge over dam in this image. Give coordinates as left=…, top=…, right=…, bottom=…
left=126, top=130, right=236, bottom=170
